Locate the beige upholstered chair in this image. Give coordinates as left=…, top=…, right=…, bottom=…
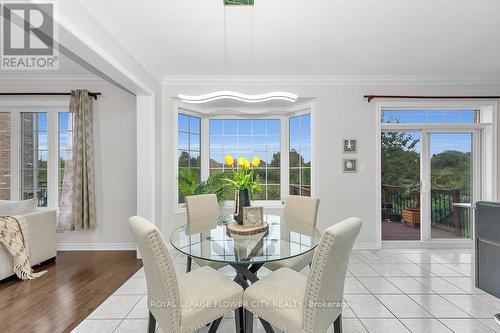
left=265, top=195, right=320, bottom=272
left=128, top=216, right=243, bottom=333
left=244, top=217, right=362, bottom=333
left=185, top=194, right=226, bottom=272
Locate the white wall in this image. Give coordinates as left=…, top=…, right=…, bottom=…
left=0, top=83, right=137, bottom=249
left=162, top=83, right=500, bottom=248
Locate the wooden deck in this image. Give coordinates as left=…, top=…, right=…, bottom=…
left=382, top=220, right=461, bottom=240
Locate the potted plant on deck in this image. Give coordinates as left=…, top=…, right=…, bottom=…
left=223, top=155, right=263, bottom=224
left=402, top=181, right=420, bottom=228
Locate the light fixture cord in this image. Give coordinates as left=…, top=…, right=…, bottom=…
left=224, top=5, right=228, bottom=91
left=251, top=5, right=254, bottom=91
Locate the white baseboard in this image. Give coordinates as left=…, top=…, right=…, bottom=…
left=56, top=242, right=137, bottom=251
left=382, top=240, right=473, bottom=249
left=353, top=242, right=381, bottom=250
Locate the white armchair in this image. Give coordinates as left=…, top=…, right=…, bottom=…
left=185, top=194, right=226, bottom=272
left=244, top=217, right=362, bottom=333
left=128, top=216, right=243, bottom=333
left=265, top=195, right=320, bottom=272
left=0, top=199, right=57, bottom=280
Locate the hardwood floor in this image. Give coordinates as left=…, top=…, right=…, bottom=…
left=0, top=251, right=142, bottom=333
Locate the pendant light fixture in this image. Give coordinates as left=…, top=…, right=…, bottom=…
left=178, top=1, right=297, bottom=105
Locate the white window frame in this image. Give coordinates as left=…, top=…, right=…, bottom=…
left=0, top=99, right=69, bottom=211
left=173, top=101, right=315, bottom=212
left=375, top=101, right=497, bottom=248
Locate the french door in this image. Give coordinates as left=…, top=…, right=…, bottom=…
left=381, top=129, right=479, bottom=243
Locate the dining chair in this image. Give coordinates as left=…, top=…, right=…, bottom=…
left=128, top=216, right=243, bottom=333
left=244, top=217, right=362, bottom=333
left=264, top=195, right=320, bottom=272
left=185, top=194, right=226, bottom=272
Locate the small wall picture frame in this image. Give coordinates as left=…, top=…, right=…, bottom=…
left=343, top=139, right=357, bottom=153
left=243, top=206, right=264, bottom=227
left=343, top=159, right=358, bottom=173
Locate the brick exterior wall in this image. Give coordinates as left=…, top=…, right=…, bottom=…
left=0, top=113, right=10, bottom=200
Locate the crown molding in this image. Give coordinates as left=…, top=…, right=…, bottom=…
left=163, top=75, right=500, bottom=87
left=79, top=0, right=164, bottom=84
left=0, top=74, right=108, bottom=85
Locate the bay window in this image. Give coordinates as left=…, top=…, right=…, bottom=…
left=176, top=104, right=313, bottom=206
left=289, top=114, right=311, bottom=196
left=209, top=119, right=281, bottom=200
left=177, top=113, right=201, bottom=203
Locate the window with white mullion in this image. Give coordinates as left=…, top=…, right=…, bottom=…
left=178, top=113, right=201, bottom=204
left=289, top=114, right=311, bottom=197
left=0, top=107, right=69, bottom=208
left=209, top=118, right=281, bottom=201
left=20, top=111, right=48, bottom=207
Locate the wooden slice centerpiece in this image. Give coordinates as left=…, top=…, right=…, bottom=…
left=227, top=222, right=269, bottom=236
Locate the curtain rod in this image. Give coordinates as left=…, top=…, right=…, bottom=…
left=0, top=92, right=101, bottom=100
left=364, top=95, right=500, bottom=102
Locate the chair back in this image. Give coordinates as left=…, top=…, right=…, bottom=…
left=302, top=217, right=362, bottom=332
left=185, top=194, right=219, bottom=234
left=284, top=195, right=320, bottom=227
left=128, top=216, right=181, bottom=332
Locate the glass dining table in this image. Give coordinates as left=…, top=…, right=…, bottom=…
left=170, top=214, right=322, bottom=333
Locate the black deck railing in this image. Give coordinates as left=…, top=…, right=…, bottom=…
left=382, top=184, right=470, bottom=237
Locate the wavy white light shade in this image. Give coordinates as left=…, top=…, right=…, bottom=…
left=178, top=91, right=298, bottom=104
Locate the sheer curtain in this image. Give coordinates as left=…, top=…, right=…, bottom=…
left=57, top=89, right=96, bottom=232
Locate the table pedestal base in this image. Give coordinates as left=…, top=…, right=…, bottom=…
left=230, top=263, right=275, bottom=333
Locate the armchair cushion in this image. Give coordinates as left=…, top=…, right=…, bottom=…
left=244, top=267, right=307, bottom=332
left=0, top=199, right=37, bottom=216
left=179, top=266, right=243, bottom=332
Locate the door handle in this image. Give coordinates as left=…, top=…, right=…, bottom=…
left=421, top=180, right=431, bottom=193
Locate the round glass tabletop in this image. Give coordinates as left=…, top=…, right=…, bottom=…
left=170, top=214, right=322, bottom=265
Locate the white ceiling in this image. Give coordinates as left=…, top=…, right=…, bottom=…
left=83, top=0, right=500, bottom=81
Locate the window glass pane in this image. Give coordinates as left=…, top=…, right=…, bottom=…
left=252, top=120, right=266, bottom=135
left=209, top=119, right=281, bottom=201
left=267, top=185, right=280, bottom=200
left=178, top=113, right=189, bottom=132
left=178, top=113, right=201, bottom=204
left=21, top=112, right=48, bottom=207
left=190, top=117, right=200, bottom=134
left=289, top=114, right=312, bottom=197
left=238, top=120, right=251, bottom=135
left=190, top=133, right=200, bottom=151
left=224, top=120, right=237, bottom=135
left=381, top=109, right=477, bottom=124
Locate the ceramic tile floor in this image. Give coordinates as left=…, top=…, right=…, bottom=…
left=73, top=248, right=500, bottom=333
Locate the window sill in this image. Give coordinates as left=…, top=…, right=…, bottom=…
left=173, top=200, right=284, bottom=215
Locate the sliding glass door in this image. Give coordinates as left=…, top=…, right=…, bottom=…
left=381, top=132, right=421, bottom=241
left=381, top=129, right=477, bottom=242
left=428, top=133, right=473, bottom=239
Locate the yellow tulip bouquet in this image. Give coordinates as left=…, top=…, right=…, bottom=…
left=223, top=155, right=264, bottom=198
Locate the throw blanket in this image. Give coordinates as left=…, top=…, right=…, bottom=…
left=0, top=215, right=46, bottom=280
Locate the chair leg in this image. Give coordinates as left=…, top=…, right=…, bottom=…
left=186, top=256, right=192, bottom=273
left=259, top=318, right=275, bottom=333
left=148, top=311, right=156, bottom=333
left=234, top=307, right=244, bottom=333
left=208, top=317, right=223, bottom=333
left=333, top=314, right=342, bottom=333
